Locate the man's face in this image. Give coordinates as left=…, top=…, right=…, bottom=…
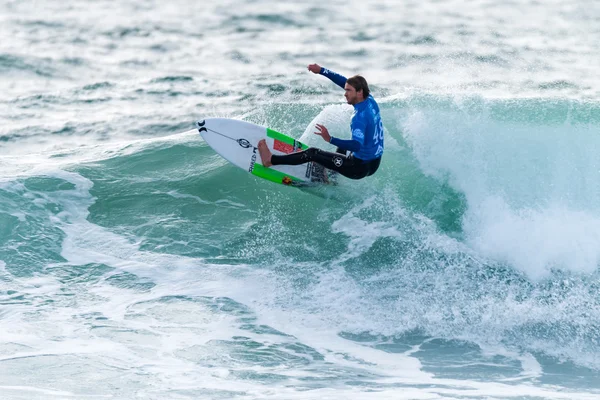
left=344, top=83, right=361, bottom=105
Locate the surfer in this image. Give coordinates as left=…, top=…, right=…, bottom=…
left=257, top=64, right=383, bottom=180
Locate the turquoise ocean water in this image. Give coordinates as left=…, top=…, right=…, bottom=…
left=1, top=1, right=600, bottom=398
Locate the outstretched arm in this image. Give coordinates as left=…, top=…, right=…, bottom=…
left=307, top=63, right=347, bottom=89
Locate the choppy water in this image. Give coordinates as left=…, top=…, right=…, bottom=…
left=1, top=1, right=600, bottom=399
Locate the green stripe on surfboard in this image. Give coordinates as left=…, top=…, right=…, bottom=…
left=252, top=163, right=303, bottom=185
left=266, top=128, right=308, bottom=150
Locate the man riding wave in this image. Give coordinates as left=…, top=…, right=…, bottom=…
left=258, top=63, right=384, bottom=180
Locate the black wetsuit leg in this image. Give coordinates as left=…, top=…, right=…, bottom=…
left=270, top=148, right=381, bottom=180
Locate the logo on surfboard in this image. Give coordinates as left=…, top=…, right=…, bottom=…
left=237, top=138, right=252, bottom=148
left=249, top=146, right=258, bottom=172
left=197, top=120, right=207, bottom=133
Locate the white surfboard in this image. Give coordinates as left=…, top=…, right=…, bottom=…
left=196, top=118, right=337, bottom=186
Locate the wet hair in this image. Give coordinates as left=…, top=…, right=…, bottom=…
left=346, top=75, right=370, bottom=98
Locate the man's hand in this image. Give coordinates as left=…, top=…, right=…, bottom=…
left=307, top=64, right=321, bottom=74
left=314, top=124, right=331, bottom=143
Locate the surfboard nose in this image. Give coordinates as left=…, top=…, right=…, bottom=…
left=196, top=120, right=207, bottom=132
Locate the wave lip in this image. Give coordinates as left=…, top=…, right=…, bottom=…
left=399, top=95, right=600, bottom=279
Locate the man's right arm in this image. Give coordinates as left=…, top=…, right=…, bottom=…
left=319, top=67, right=347, bottom=89
left=308, top=63, right=347, bottom=89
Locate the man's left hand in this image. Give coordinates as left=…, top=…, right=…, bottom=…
left=314, top=124, right=331, bottom=143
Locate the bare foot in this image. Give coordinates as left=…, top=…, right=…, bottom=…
left=257, top=139, right=273, bottom=167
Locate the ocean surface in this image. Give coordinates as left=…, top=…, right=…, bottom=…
left=1, top=0, right=600, bottom=399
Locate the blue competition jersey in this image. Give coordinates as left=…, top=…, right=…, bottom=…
left=320, top=67, right=384, bottom=161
